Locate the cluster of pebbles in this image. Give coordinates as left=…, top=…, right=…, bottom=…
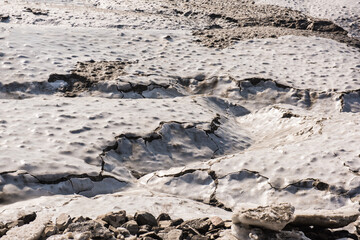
left=1, top=204, right=360, bottom=240
left=0, top=210, right=232, bottom=240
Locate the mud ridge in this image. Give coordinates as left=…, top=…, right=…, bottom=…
left=165, top=0, right=360, bottom=48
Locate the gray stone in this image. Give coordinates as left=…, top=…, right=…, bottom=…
left=180, top=218, right=211, bottom=234
left=159, top=220, right=172, bottom=229
left=56, top=213, right=72, bottom=231
left=65, top=220, right=113, bottom=239
left=72, top=216, right=91, bottom=223
left=140, top=231, right=161, bottom=239
left=209, top=216, right=224, bottom=228
left=171, top=218, right=184, bottom=226
left=42, top=224, right=58, bottom=238
left=116, top=227, right=130, bottom=237
left=97, top=210, right=127, bottom=228
left=164, top=229, right=183, bottom=240
left=191, top=236, right=208, bottom=240
left=122, top=220, right=139, bottom=235
left=135, top=211, right=158, bottom=227
left=157, top=213, right=171, bottom=222
left=18, top=212, right=37, bottom=226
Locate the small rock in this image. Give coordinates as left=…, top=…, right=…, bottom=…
left=139, top=224, right=152, bottom=234
left=0, top=225, right=7, bottom=237
left=135, top=211, right=158, bottom=227
left=232, top=203, right=295, bottom=231
left=191, top=236, right=208, bottom=240
left=0, top=14, right=9, bottom=22
left=159, top=220, right=172, bottom=229
left=140, top=231, right=161, bottom=239
left=116, top=227, right=130, bottom=237
left=180, top=218, right=211, bottom=234
left=56, top=213, right=72, bottom=231
left=157, top=213, right=171, bottom=222
left=72, top=216, right=90, bottom=223
left=97, top=210, right=127, bottom=228
left=42, top=224, right=58, bottom=238
left=121, top=220, right=139, bottom=235
left=126, top=215, right=135, bottom=221
left=224, top=221, right=232, bottom=229
left=194, top=74, right=206, bottom=81
left=209, top=216, right=224, bottom=228
left=164, top=229, right=183, bottom=240
left=65, top=220, right=113, bottom=239
left=171, top=218, right=184, bottom=226
left=17, top=212, right=37, bottom=226
left=73, top=231, right=91, bottom=240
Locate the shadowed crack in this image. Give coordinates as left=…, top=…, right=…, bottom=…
left=207, top=170, right=232, bottom=211
left=117, top=81, right=170, bottom=98
left=339, top=89, right=360, bottom=113
left=31, top=173, right=125, bottom=185
left=218, top=168, right=350, bottom=198
left=100, top=115, right=251, bottom=177
left=0, top=170, right=128, bottom=205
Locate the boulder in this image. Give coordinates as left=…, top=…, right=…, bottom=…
left=232, top=203, right=295, bottom=231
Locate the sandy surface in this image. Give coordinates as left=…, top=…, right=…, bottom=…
left=0, top=0, right=360, bottom=239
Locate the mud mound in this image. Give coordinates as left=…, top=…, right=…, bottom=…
left=48, top=60, right=129, bottom=97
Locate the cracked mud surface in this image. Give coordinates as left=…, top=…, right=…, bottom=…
left=1, top=0, right=360, bottom=239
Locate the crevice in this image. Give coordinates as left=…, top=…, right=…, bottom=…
left=25, top=172, right=127, bottom=185
left=117, top=81, right=170, bottom=98
left=220, top=169, right=350, bottom=197
left=339, top=89, right=360, bottom=112
left=238, top=77, right=291, bottom=90
left=207, top=170, right=232, bottom=212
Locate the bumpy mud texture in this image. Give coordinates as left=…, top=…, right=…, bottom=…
left=165, top=0, right=360, bottom=48
left=48, top=60, right=129, bottom=97
left=1, top=0, right=360, bottom=239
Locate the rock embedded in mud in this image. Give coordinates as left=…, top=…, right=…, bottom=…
left=97, top=210, right=127, bottom=228
left=56, top=213, right=72, bottom=231
left=179, top=218, right=211, bottom=235
left=232, top=203, right=295, bottom=231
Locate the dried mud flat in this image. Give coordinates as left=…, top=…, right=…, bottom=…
left=0, top=0, right=360, bottom=240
